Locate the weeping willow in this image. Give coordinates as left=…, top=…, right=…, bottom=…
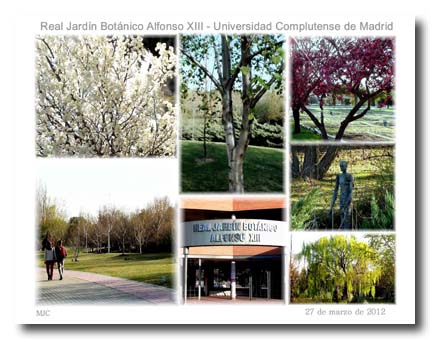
left=296, top=235, right=383, bottom=303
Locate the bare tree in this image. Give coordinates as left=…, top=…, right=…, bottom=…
left=114, top=211, right=130, bottom=255
left=36, top=182, right=49, bottom=227
left=98, top=206, right=117, bottom=253
left=131, top=210, right=148, bottom=255
left=89, top=218, right=105, bottom=253
left=79, top=213, right=93, bottom=253
left=146, top=196, right=173, bottom=247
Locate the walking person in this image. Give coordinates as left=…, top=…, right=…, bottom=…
left=55, top=239, right=67, bottom=280
left=42, top=234, right=56, bottom=280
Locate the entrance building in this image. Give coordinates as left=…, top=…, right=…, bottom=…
left=181, top=197, right=286, bottom=302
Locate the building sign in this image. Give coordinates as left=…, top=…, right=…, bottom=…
left=183, top=219, right=286, bottom=247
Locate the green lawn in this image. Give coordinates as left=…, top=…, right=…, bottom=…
left=181, top=140, right=284, bottom=192
left=290, top=122, right=321, bottom=141
left=290, top=106, right=395, bottom=142
left=37, top=252, right=174, bottom=288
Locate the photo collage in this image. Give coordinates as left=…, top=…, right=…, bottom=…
left=35, top=34, right=396, bottom=306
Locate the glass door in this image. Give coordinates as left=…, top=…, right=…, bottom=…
left=236, top=267, right=251, bottom=299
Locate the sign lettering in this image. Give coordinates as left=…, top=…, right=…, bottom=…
left=183, top=219, right=285, bottom=247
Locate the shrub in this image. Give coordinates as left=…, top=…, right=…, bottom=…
left=291, top=188, right=321, bottom=230
left=362, top=190, right=394, bottom=229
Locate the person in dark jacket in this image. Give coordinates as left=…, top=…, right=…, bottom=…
left=54, top=239, right=67, bottom=280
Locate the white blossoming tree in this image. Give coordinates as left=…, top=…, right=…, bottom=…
left=36, top=36, right=177, bottom=157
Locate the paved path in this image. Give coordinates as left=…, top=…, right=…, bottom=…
left=186, top=296, right=284, bottom=304
left=37, top=268, right=175, bottom=305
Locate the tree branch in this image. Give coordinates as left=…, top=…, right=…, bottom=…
left=180, top=48, right=223, bottom=93
left=250, top=73, right=278, bottom=108
left=229, top=38, right=285, bottom=91
left=249, top=39, right=284, bottom=60
left=301, top=105, right=325, bottom=132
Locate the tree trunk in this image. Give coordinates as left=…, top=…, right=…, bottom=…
left=302, top=105, right=329, bottom=139
left=107, top=232, right=111, bottom=253
left=220, top=36, right=242, bottom=193
left=315, top=146, right=338, bottom=179
left=229, top=157, right=244, bottom=192
left=301, top=146, right=318, bottom=179
left=300, top=145, right=338, bottom=180
left=342, top=282, right=348, bottom=300
left=291, top=147, right=300, bottom=178
left=336, top=120, right=349, bottom=140
left=221, top=84, right=240, bottom=192
left=335, top=95, right=376, bottom=140
left=203, top=65, right=210, bottom=160
left=292, top=106, right=301, bottom=134
left=139, top=242, right=142, bottom=254
left=227, top=36, right=254, bottom=193
left=203, top=114, right=207, bottom=159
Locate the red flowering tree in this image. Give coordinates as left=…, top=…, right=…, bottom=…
left=291, top=38, right=337, bottom=136
left=292, top=37, right=394, bottom=139
left=291, top=37, right=394, bottom=179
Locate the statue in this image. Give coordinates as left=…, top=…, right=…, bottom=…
left=329, top=160, right=354, bottom=230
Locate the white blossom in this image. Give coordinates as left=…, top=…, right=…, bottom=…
left=36, top=36, right=177, bottom=157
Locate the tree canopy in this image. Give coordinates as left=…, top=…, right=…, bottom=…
left=291, top=37, right=394, bottom=139
left=36, top=35, right=177, bottom=157
left=291, top=234, right=395, bottom=303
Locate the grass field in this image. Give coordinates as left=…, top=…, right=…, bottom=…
left=289, top=122, right=321, bottom=141
left=181, top=140, right=284, bottom=192
left=290, top=105, right=395, bottom=142
left=37, top=252, right=174, bottom=288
